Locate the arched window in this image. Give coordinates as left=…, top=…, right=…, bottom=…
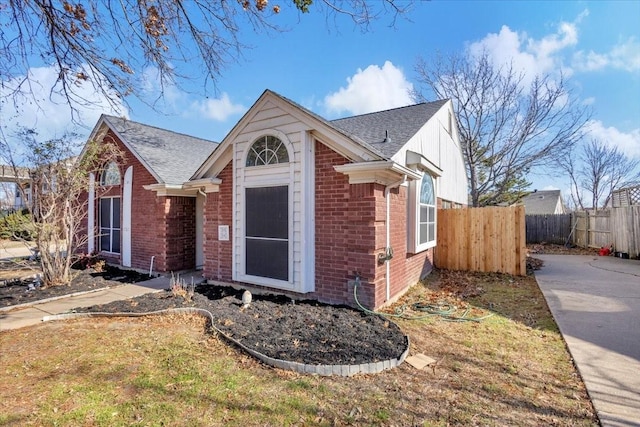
left=100, top=162, right=120, bottom=186
left=246, top=135, right=289, bottom=166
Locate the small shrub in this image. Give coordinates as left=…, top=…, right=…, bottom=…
left=72, top=253, right=101, bottom=270
left=0, top=211, right=35, bottom=240
left=93, top=260, right=106, bottom=273
left=170, top=273, right=195, bottom=302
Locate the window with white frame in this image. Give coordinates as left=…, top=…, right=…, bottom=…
left=100, top=162, right=120, bottom=186
left=246, top=135, right=289, bottom=166
left=99, top=197, right=121, bottom=253
left=419, top=174, right=436, bottom=246
left=242, top=135, right=291, bottom=284
left=409, top=173, right=437, bottom=252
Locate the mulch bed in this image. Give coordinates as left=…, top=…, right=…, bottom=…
left=73, top=286, right=408, bottom=365
left=0, top=262, right=150, bottom=308
left=1, top=260, right=407, bottom=366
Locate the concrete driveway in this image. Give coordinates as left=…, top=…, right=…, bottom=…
left=535, top=255, right=640, bottom=427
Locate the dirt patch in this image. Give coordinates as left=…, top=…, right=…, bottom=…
left=528, top=243, right=599, bottom=256
left=73, top=286, right=408, bottom=366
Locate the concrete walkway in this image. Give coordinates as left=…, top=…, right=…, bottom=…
left=535, top=254, right=640, bottom=427
left=0, top=276, right=176, bottom=331
left=1, top=242, right=205, bottom=331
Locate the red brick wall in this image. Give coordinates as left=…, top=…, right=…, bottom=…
left=387, top=185, right=434, bottom=303
left=202, top=162, right=233, bottom=281
left=313, top=142, right=382, bottom=307
left=313, top=141, right=432, bottom=309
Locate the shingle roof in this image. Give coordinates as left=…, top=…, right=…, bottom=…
left=330, top=100, right=448, bottom=158
left=102, top=115, right=218, bottom=185
left=268, top=91, right=387, bottom=159
left=522, top=190, right=562, bottom=214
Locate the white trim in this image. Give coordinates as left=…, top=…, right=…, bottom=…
left=334, top=160, right=421, bottom=185
left=122, top=166, right=133, bottom=267
left=88, top=173, right=95, bottom=253
left=300, top=132, right=315, bottom=293
left=236, top=130, right=297, bottom=290
left=405, top=150, right=443, bottom=177
left=195, top=192, right=204, bottom=269
left=183, top=177, right=222, bottom=193
left=99, top=196, right=121, bottom=254
left=143, top=183, right=196, bottom=197
left=408, top=173, right=437, bottom=254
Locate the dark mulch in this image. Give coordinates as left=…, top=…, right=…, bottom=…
left=74, top=286, right=408, bottom=365
left=0, top=262, right=150, bottom=308
left=1, top=259, right=407, bottom=366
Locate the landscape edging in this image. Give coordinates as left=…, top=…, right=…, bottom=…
left=42, top=307, right=410, bottom=376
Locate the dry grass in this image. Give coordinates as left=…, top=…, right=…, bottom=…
left=0, top=271, right=597, bottom=426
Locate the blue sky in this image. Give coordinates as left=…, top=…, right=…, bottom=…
left=2, top=0, right=639, bottom=197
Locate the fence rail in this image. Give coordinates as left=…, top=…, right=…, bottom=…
left=435, top=206, right=526, bottom=276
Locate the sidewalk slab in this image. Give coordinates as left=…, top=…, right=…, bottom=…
left=0, top=306, right=49, bottom=330
left=535, top=255, right=640, bottom=427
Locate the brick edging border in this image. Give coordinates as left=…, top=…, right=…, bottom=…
left=42, top=307, right=410, bottom=376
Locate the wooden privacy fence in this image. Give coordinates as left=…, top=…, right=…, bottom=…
left=435, top=206, right=526, bottom=276
left=573, top=207, right=640, bottom=257
left=525, top=214, right=572, bottom=245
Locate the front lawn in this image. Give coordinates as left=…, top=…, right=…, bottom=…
left=0, top=269, right=597, bottom=426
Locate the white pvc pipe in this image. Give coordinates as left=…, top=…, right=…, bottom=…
left=149, top=255, right=155, bottom=277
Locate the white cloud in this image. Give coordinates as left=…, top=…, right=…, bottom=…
left=324, top=61, right=413, bottom=116
left=542, top=185, right=560, bottom=191
left=468, top=14, right=582, bottom=85
left=1, top=65, right=127, bottom=158
left=586, top=120, right=640, bottom=159
left=190, top=93, right=245, bottom=121
left=573, top=37, right=640, bottom=72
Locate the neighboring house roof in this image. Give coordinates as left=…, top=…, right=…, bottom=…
left=522, top=190, right=565, bottom=214
left=99, top=115, right=218, bottom=185
left=330, top=100, right=449, bottom=159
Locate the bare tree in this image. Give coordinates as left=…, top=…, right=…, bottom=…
left=414, top=51, right=590, bottom=207
left=564, top=139, right=640, bottom=210
left=1, top=130, right=121, bottom=287
left=2, top=0, right=410, bottom=118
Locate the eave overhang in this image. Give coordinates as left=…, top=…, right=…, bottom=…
left=406, top=150, right=443, bottom=177
left=334, top=160, right=421, bottom=186
left=143, top=177, right=222, bottom=197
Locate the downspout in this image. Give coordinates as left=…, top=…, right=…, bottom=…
left=383, top=175, right=407, bottom=302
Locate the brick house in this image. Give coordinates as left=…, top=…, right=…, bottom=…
left=81, top=115, right=217, bottom=272
left=82, top=90, right=468, bottom=309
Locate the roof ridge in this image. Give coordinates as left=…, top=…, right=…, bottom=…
left=102, top=114, right=218, bottom=144
left=331, top=99, right=449, bottom=122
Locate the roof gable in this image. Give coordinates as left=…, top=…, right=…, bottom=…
left=193, top=90, right=390, bottom=179
left=95, top=115, right=218, bottom=185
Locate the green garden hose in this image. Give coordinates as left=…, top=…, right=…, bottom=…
left=353, top=278, right=494, bottom=322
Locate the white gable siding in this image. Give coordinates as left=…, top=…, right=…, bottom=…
left=391, top=103, right=468, bottom=204
left=231, top=100, right=314, bottom=292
